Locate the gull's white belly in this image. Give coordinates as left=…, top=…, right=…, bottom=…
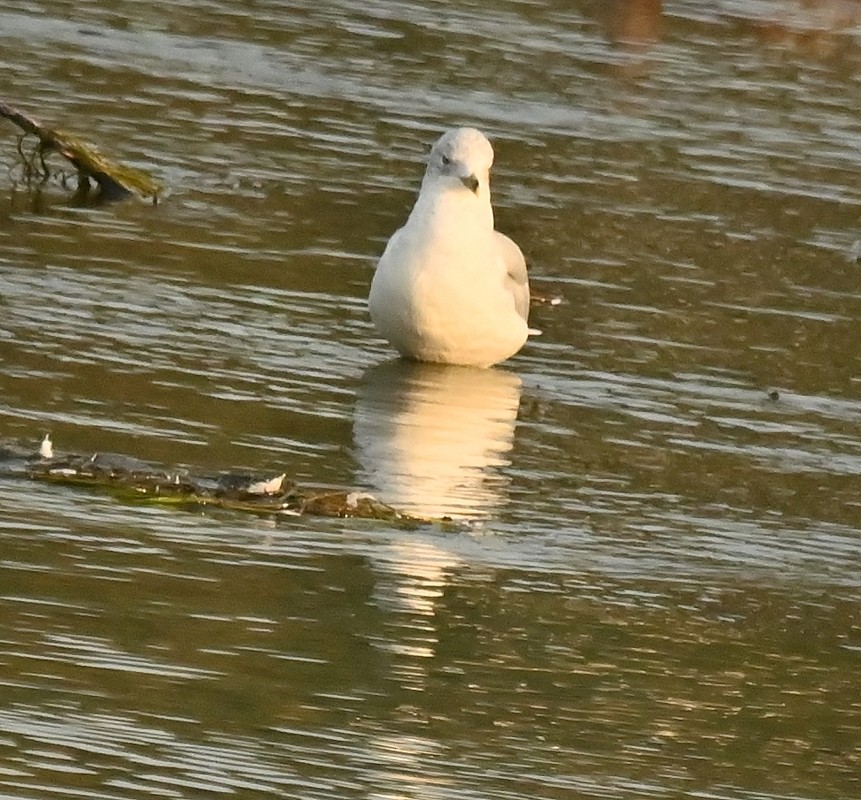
left=369, top=238, right=527, bottom=368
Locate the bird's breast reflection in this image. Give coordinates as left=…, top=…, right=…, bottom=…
left=353, top=360, right=523, bottom=520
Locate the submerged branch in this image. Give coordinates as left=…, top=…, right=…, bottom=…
left=1, top=100, right=161, bottom=204
left=1, top=440, right=415, bottom=524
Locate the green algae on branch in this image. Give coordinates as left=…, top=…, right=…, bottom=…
left=17, top=449, right=412, bottom=523
left=1, top=99, right=161, bottom=204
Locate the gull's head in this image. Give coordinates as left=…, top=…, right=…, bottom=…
left=423, top=127, right=494, bottom=196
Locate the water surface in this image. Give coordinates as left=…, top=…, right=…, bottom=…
left=1, top=1, right=859, bottom=798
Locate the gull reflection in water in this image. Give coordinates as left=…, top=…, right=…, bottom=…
left=353, top=360, right=524, bottom=693
left=353, top=359, right=523, bottom=521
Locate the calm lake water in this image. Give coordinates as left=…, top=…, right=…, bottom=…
left=1, top=1, right=860, bottom=798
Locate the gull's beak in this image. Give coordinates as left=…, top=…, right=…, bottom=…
left=459, top=173, right=479, bottom=194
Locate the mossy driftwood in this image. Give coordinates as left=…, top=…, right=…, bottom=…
left=1, top=100, right=160, bottom=203
left=2, top=443, right=410, bottom=523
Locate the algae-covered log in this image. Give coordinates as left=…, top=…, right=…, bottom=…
left=1, top=100, right=160, bottom=203
left=0, top=442, right=415, bottom=524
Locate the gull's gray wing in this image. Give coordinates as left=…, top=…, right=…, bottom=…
left=494, top=231, right=530, bottom=321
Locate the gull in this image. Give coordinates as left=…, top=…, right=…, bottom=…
left=369, top=127, right=530, bottom=368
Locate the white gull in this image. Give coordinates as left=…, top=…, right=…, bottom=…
left=369, top=127, right=530, bottom=368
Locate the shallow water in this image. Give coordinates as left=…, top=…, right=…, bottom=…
left=1, top=1, right=860, bottom=798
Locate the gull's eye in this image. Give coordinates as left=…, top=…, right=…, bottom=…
left=440, top=154, right=451, bottom=166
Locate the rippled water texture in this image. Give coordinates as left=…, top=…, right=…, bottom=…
left=1, top=1, right=859, bottom=798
